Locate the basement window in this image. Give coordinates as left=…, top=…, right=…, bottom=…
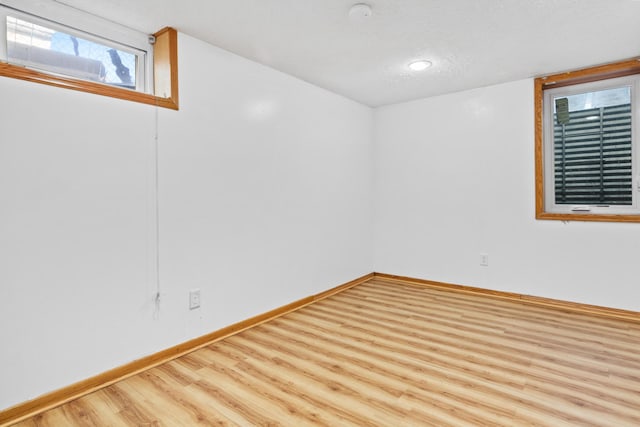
left=535, top=59, right=640, bottom=222
left=0, top=2, right=178, bottom=109
left=5, top=15, right=144, bottom=91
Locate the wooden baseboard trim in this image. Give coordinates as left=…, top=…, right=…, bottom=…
left=0, top=272, right=373, bottom=426
left=374, top=273, right=640, bottom=323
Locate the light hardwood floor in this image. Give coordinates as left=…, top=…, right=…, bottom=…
left=12, top=277, right=640, bottom=426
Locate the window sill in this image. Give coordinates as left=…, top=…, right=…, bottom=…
left=536, top=211, right=640, bottom=223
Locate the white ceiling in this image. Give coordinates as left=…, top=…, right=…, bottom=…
left=50, top=0, right=640, bottom=106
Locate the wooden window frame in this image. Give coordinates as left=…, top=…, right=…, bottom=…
left=535, top=58, right=640, bottom=223
left=0, top=27, right=178, bottom=110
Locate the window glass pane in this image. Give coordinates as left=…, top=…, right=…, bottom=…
left=552, top=87, right=632, bottom=206
left=6, top=16, right=137, bottom=89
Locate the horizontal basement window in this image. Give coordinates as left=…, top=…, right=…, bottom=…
left=6, top=15, right=144, bottom=91
left=0, top=2, right=178, bottom=109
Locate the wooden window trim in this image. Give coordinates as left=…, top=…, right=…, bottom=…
left=534, top=58, right=640, bottom=223
left=0, top=27, right=178, bottom=110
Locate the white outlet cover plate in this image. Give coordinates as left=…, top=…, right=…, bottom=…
left=189, top=289, right=201, bottom=309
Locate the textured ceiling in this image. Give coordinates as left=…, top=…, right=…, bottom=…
left=32, top=1, right=640, bottom=106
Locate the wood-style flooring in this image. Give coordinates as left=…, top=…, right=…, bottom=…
left=13, top=277, right=640, bottom=426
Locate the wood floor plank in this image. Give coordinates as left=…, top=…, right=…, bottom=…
left=260, top=318, right=519, bottom=426
left=10, top=277, right=640, bottom=426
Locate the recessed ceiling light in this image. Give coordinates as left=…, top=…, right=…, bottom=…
left=408, top=60, right=432, bottom=71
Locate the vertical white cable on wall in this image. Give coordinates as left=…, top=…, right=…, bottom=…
left=152, top=105, right=161, bottom=318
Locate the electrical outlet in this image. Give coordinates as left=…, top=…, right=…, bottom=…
left=480, top=253, right=489, bottom=267
left=189, top=289, right=201, bottom=310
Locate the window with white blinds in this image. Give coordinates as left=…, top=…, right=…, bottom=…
left=542, top=74, right=640, bottom=216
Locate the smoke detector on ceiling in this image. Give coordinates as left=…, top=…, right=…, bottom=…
left=349, top=3, right=373, bottom=23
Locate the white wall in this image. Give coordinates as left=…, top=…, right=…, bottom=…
left=0, top=33, right=373, bottom=410
left=373, top=79, right=640, bottom=312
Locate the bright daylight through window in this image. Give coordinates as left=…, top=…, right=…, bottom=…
left=6, top=15, right=142, bottom=90
left=1, top=4, right=149, bottom=92
left=535, top=60, right=640, bottom=222
left=0, top=1, right=178, bottom=109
